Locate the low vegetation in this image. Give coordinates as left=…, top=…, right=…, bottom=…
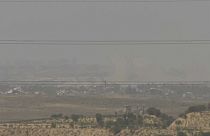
left=146, top=107, right=175, bottom=128
left=1, top=104, right=210, bottom=136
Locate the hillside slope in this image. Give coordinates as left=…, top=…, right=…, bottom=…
left=169, top=111, right=210, bottom=131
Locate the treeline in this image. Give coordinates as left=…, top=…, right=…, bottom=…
left=50, top=107, right=174, bottom=134
left=179, top=103, right=210, bottom=118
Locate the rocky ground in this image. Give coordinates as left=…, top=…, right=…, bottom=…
left=0, top=128, right=176, bottom=136
left=118, top=128, right=175, bottom=136
left=169, top=111, right=210, bottom=131
left=0, top=128, right=113, bottom=136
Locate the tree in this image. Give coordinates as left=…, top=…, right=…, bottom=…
left=111, top=118, right=125, bottom=134
left=71, top=114, right=80, bottom=122
left=160, top=113, right=175, bottom=128
left=146, top=107, right=174, bottom=128
left=50, top=113, right=63, bottom=119
left=200, top=132, right=210, bottom=136
left=177, top=131, right=187, bottom=136
left=137, top=115, right=143, bottom=127
left=124, top=113, right=137, bottom=128
left=64, top=115, right=69, bottom=120
left=96, top=113, right=104, bottom=127
left=185, top=105, right=206, bottom=114
left=105, top=120, right=115, bottom=128
left=146, top=107, right=161, bottom=117
left=51, top=122, right=56, bottom=128
left=106, top=113, right=143, bottom=134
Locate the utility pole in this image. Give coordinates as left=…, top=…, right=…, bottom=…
left=104, top=80, right=107, bottom=88
left=142, top=104, right=145, bottom=127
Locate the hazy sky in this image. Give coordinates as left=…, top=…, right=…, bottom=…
left=0, top=2, right=210, bottom=81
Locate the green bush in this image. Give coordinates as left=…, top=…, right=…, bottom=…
left=200, top=132, right=210, bottom=136
left=160, top=113, right=175, bottom=128
left=50, top=113, right=63, bottom=119
left=106, top=112, right=144, bottom=134
left=112, top=118, right=126, bottom=134
left=51, top=122, right=56, bottom=128
left=137, top=115, right=143, bottom=127
left=146, top=107, right=174, bottom=128
left=64, top=115, right=69, bottom=120
left=146, top=107, right=161, bottom=117
left=185, top=105, right=206, bottom=114
left=95, top=113, right=104, bottom=127
left=71, top=114, right=80, bottom=122
left=105, top=120, right=115, bottom=128
left=177, top=131, right=187, bottom=136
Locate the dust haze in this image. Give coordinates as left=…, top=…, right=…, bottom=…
left=0, top=3, right=210, bottom=81
left=0, top=45, right=210, bottom=81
